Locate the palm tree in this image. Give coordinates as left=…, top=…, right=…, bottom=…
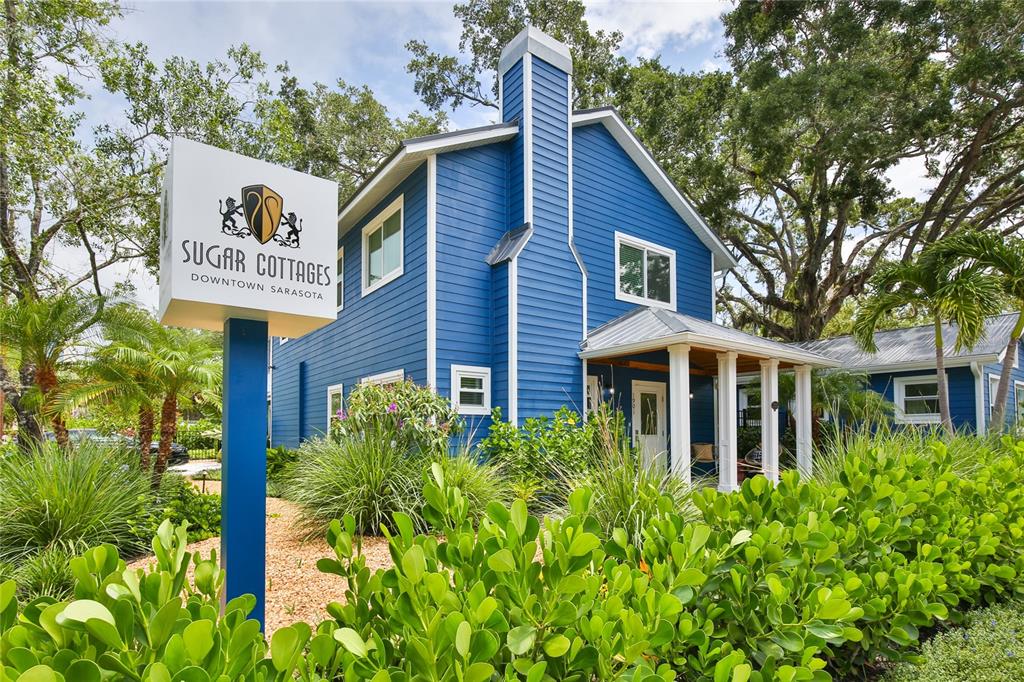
left=0, top=292, right=105, bottom=448
left=111, top=319, right=221, bottom=486
left=931, top=230, right=1024, bottom=431
left=853, top=248, right=1002, bottom=434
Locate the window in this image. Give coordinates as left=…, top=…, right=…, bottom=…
left=1016, top=381, right=1024, bottom=424
left=586, top=375, right=601, bottom=413
left=990, top=374, right=1002, bottom=420
left=327, top=384, right=344, bottom=423
left=360, top=369, right=405, bottom=386
left=614, top=232, right=675, bottom=309
left=362, top=195, right=403, bottom=296
left=451, top=365, right=491, bottom=415
left=893, top=376, right=941, bottom=424
left=336, top=247, right=345, bottom=313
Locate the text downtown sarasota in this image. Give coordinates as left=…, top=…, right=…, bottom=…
left=179, top=238, right=331, bottom=299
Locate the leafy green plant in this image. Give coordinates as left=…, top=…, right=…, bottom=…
left=288, top=434, right=425, bottom=537
left=0, top=440, right=153, bottom=563
left=9, top=545, right=76, bottom=602
left=332, top=379, right=463, bottom=455
left=158, top=474, right=222, bottom=542
left=427, top=449, right=510, bottom=523
left=883, top=601, right=1024, bottom=682
left=0, top=520, right=346, bottom=681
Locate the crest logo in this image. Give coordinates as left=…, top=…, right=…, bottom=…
left=219, top=184, right=302, bottom=248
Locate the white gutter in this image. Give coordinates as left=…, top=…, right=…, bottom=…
left=842, top=354, right=1000, bottom=375
left=578, top=332, right=839, bottom=368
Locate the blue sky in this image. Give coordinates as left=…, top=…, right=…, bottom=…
left=82, top=1, right=733, bottom=306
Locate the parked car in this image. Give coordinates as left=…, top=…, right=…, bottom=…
left=46, top=429, right=190, bottom=466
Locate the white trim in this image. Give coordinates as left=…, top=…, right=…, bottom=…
left=361, top=194, right=404, bottom=297
left=989, top=373, right=1002, bottom=421
left=893, top=374, right=942, bottom=424
left=1014, top=380, right=1024, bottom=423
left=631, top=379, right=667, bottom=470
left=426, top=155, right=437, bottom=387
left=524, top=54, right=534, bottom=227
left=579, top=330, right=836, bottom=368
left=508, top=258, right=519, bottom=424
left=327, top=383, right=344, bottom=423
left=360, top=369, right=405, bottom=386
left=498, top=26, right=573, bottom=77
left=572, top=109, right=737, bottom=271
left=971, top=362, right=986, bottom=436
left=614, top=231, right=677, bottom=310
left=451, top=364, right=491, bottom=416
left=335, top=247, right=345, bottom=313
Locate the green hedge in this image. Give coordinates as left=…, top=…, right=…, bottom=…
left=2, top=433, right=1023, bottom=681
left=883, top=601, right=1024, bottom=681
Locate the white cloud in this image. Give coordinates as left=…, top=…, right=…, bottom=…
left=886, top=155, right=934, bottom=201
left=584, top=0, right=730, bottom=60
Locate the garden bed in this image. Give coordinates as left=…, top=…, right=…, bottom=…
left=129, top=482, right=394, bottom=635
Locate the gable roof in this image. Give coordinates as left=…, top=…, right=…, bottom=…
left=572, top=107, right=738, bottom=272
left=337, top=121, right=520, bottom=234
left=580, top=307, right=837, bottom=367
left=794, top=312, right=1020, bottom=372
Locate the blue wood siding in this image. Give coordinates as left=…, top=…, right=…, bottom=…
left=573, top=122, right=713, bottom=330
left=270, top=164, right=429, bottom=448
left=982, top=339, right=1024, bottom=426
left=868, top=366, right=979, bottom=432
left=516, top=56, right=584, bottom=420
left=436, top=144, right=510, bottom=436
left=502, top=60, right=524, bottom=228
left=492, top=263, right=509, bottom=418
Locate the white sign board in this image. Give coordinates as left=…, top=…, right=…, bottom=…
left=159, top=137, right=338, bottom=337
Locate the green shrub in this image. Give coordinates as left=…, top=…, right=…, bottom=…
left=332, top=379, right=463, bottom=455
left=10, top=545, right=75, bottom=601
left=174, top=417, right=222, bottom=451
left=0, top=520, right=347, bottom=680
left=883, top=601, right=1024, bottom=682
left=158, top=474, right=221, bottom=542
left=480, top=405, right=620, bottom=507
left=0, top=441, right=153, bottom=563
left=288, top=434, right=425, bottom=536
left=428, top=449, right=510, bottom=522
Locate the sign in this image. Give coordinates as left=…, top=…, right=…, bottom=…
left=159, top=137, right=338, bottom=337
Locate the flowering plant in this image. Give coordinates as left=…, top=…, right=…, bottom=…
left=329, top=379, right=462, bottom=455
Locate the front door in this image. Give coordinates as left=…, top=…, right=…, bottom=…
left=632, top=380, right=667, bottom=469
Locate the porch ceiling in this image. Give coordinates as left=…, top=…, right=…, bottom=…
left=579, top=307, right=838, bottom=369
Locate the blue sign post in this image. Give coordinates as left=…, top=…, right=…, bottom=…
left=221, top=317, right=268, bottom=629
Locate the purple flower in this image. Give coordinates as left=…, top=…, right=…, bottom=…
left=397, top=418, right=405, bottom=429
left=336, top=409, right=347, bottom=420
left=387, top=402, right=398, bottom=413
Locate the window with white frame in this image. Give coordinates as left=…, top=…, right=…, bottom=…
left=451, top=365, right=490, bottom=415
left=586, top=375, right=601, bottom=413
left=327, top=384, right=344, bottom=423
left=990, top=374, right=1002, bottom=420
left=336, top=247, right=345, bottom=313
left=360, top=369, right=405, bottom=386
left=362, top=195, right=403, bottom=296
left=893, top=376, right=941, bottom=423
left=614, top=232, right=675, bottom=309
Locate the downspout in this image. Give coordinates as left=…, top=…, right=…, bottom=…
left=971, top=361, right=986, bottom=437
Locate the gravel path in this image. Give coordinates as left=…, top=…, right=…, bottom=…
left=129, top=479, right=394, bottom=635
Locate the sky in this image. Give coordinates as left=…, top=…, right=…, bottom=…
left=65, top=0, right=928, bottom=309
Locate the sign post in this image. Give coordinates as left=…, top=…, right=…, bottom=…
left=159, top=138, right=336, bottom=630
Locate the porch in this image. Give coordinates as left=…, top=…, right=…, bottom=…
left=579, top=308, right=838, bottom=491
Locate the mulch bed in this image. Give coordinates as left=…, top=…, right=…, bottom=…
left=128, top=480, right=394, bottom=636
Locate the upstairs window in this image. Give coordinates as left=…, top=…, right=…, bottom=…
left=362, top=195, right=404, bottom=296
left=615, top=232, right=675, bottom=309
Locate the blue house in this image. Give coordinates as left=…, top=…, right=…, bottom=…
left=269, top=27, right=835, bottom=489
left=798, top=313, right=1023, bottom=434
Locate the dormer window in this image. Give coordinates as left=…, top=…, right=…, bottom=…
left=614, top=232, right=675, bottom=309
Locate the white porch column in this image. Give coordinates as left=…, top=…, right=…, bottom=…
left=795, top=364, right=813, bottom=478
left=759, top=359, right=780, bottom=484
left=668, top=344, right=691, bottom=484
left=717, top=351, right=739, bottom=492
